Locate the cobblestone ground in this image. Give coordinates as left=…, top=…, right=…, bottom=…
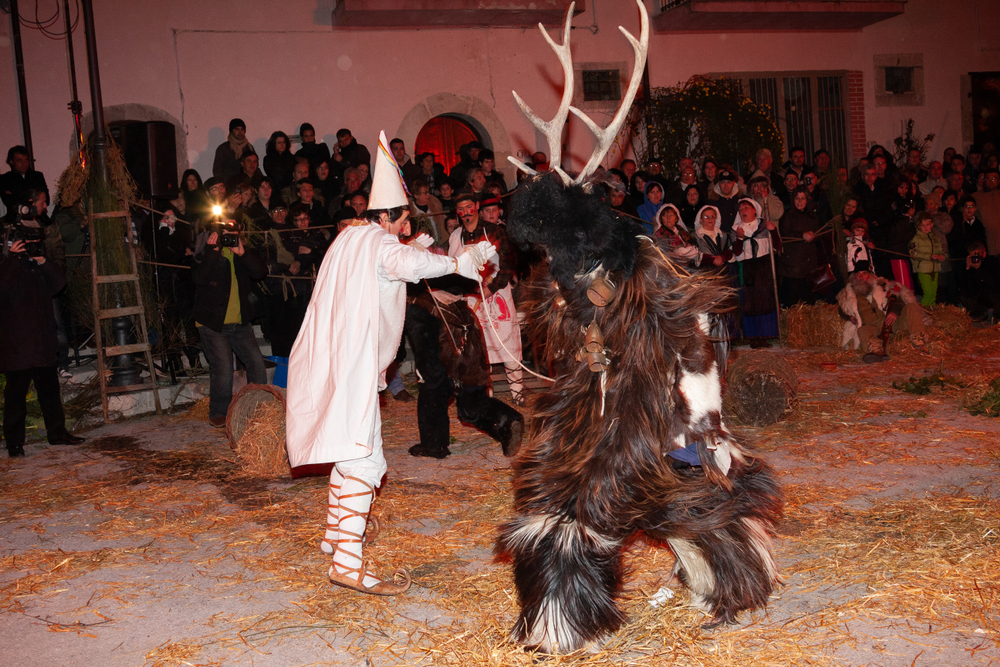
left=1, top=346, right=999, bottom=666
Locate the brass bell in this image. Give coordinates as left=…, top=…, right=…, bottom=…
left=587, top=275, right=617, bottom=307
left=583, top=321, right=605, bottom=353
left=584, top=349, right=610, bottom=373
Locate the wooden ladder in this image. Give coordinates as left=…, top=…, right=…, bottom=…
left=88, top=209, right=162, bottom=422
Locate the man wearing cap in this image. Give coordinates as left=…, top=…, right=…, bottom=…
left=709, top=169, right=742, bottom=234
left=213, top=119, right=255, bottom=182
left=449, top=193, right=524, bottom=404
left=286, top=132, right=497, bottom=597
left=479, top=195, right=503, bottom=226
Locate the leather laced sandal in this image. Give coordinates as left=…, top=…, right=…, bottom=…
left=321, top=480, right=380, bottom=554
left=328, top=477, right=409, bottom=596
left=328, top=551, right=412, bottom=596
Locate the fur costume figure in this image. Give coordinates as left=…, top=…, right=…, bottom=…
left=494, top=2, right=782, bottom=653
left=496, top=174, right=784, bottom=653
left=837, top=272, right=925, bottom=350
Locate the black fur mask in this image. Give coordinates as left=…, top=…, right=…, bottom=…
left=507, top=172, right=642, bottom=290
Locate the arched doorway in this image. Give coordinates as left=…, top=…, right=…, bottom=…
left=415, top=115, right=481, bottom=176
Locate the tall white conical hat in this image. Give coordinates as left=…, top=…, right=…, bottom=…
left=368, top=130, right=409, bottom=210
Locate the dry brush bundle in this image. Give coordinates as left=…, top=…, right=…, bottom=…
left=228, top=385, right=289, bottom=477
left=781, top=303, right=843, bottom=349
left=724, top=350, right=798, bottom=426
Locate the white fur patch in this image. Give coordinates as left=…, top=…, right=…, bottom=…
left=742, top=517, right=778, bottom=585
left=678, top=360, right=722, bottom=423
left=506, top=514, right=559, bottom=552
left=697, top=312, right=710, bottom=335
left=506, top=515, right=616, bottom=553
left=524, top=599, right=578, bottom=654
left=706, top=436, right=732, bottom=477
left=667, top=538, right=716, bottom=611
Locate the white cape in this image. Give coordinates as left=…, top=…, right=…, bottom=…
left=286, top=222, right=455, bottom=467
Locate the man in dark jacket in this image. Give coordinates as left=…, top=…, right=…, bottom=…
left=191, top=223, right=268, bottom=427
left=1, top=145, right=48, bottom=222
left=331, top=128, right=371, bottom=175
left=295, top=122, right=332, bottom=171
left=1, top=235, right=84, bottom=457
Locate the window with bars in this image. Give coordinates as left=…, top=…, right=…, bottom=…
left=716, top=71, right=851, bottom=166
left=582, top=70, right=622, bottom=102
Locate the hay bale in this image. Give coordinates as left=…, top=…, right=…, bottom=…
left=227, top=384, right=288, bottom=477
left=782, top=303, right=843, bottom=349
left=725, top=351, right=798, bottom=426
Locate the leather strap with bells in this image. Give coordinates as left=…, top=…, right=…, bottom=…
left=576, top=321, right=610, bottom=372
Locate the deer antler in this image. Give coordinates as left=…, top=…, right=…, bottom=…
left=508, top=2, right=576, bottom=186
left=570, top=0, right=649, bottom=184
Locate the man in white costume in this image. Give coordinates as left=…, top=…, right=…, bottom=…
left=286, top=132, right=496, bottom=595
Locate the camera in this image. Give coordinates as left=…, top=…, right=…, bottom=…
left=212, top=218, right=242, bottom=248
left=970, top=254, right=983, bottom=266
left=6, top=210, right=46, bottom=257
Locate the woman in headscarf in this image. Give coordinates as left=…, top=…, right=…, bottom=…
left=693, top=204, right=732, bottom=271
left=730, top=197, right=781, bottom=344
left=777, top=186, right=823, bottom=306
left=678, top=184, right=702, bottom=229
left=636, top=180, right=664, bottom=234
left=264, top=131, right=297, bottom=192
left=652, top=203, right=699, bottom=267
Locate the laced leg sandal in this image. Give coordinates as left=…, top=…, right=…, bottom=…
left=328, top=476, right=410, bottom=596
left=320, top=468, right=379, bottom=555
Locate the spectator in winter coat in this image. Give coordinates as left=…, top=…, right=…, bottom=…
left=213, top=118, right=254, bottom=182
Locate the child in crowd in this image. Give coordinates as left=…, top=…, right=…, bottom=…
left=845, top=218, right=875, bottom=274
left=908, top=211, right=946, bottom=307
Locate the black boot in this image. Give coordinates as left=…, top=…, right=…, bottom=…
left=457, top=386, right=524, bottom=457
left=7, top=443, right=25, bottom=457
left=409, top=373, right=452, bottom=459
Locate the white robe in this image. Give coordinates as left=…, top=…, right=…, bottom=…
left=285, top=222, right=456, bottom=467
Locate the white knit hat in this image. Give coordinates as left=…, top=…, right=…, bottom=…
left=368, top=130, right=409, bottom=210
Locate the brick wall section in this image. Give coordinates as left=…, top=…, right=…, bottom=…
left=847, top=70, right=867, bottom=163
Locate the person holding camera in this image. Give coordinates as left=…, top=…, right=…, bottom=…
left=1, top=232, right=85, bottom=457
left=191, top=213, right=268, bottom=428
left=960, top=241, right=999, bottom=320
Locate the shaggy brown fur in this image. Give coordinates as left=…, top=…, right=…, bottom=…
left=497, top=236, right=784, bottom=654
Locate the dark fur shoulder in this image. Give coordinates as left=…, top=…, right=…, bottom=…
left=507, top=172, right=643, bottom=290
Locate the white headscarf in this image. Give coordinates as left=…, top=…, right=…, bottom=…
left=730, top=197, right=772, bottom=261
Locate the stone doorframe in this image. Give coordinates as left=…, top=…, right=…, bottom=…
left=396, top=93, right=514, bottom=185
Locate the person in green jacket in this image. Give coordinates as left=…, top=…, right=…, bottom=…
left=909, top=211, right=946, bottom=307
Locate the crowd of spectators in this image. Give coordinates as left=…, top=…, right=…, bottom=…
left=607, top=141, right=1000, bottom=345
left=4, top=119, right=1000, bottom=439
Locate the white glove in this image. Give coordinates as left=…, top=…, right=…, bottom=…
left=407, top=233, right=434, bottom=251
left=472, top=240, right=498, bottom=264
left=456, top=252, right=484, bottom=281
left=455, top=241, right=498, bottom=281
